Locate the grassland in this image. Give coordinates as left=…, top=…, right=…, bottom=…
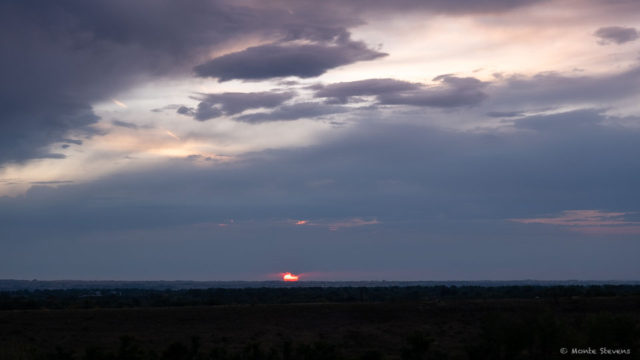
left=0, top=286, right=638, bottom=359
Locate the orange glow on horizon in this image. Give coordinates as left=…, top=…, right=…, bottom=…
left=282, top=272, right=299, bottom=281
left=296, top=220, right=308, bottom=225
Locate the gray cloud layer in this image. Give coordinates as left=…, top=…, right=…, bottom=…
left=594, top=26, right=639, bottom=45
left=2, top=109, right=639, bottom=279
left=184, top=62, right=640, bottom=124
left=235, top=102, right=349, bottom=123
left=488, top=65, right=640, bottom=109
left=179, top=92, right=296, bottom=121
left=313, top=79, right=421, bottom=103
left=183, top=74, right=489, bottom=124
left=378, top=75, right=488, bottom=107
left=314, top=75, right=488, bottom=108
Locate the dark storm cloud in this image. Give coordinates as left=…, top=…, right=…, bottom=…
left=0, top=0, right=259, bottom=163
left=0, top=102, right=99, bottom=162
left=0, top=0, right=362, bottom=164
left=594, top=26, right=639, bottom=45
left=235, top=102, right=349, bottom=123
left=192, top=19, right=386, bottom=82
left=193, top=40, right=387, bottom=81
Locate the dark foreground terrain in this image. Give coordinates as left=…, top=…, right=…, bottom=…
left=1, top=286, right=639, bottom=359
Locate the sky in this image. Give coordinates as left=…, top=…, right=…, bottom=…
left=1, top=0, right=640, bottom=281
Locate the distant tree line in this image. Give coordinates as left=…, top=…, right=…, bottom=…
left=1, top=285, right=639, bottom=310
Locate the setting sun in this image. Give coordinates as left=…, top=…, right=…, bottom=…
left=282, top=272, right=299, bottom=282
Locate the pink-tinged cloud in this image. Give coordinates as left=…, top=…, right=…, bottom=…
left=327, top=218, right=380, bottom=231
left=189, top=219, right=235, bottom=229
left=217, top=219, right=235, bottom=227
left=509, top=210, right=640, bottom=235
left=289, top=217, right=379, bottom=231
left=111, top=98, right=127, bottom=108
left=510, top=210, right=630, bottom=226
left=569, top=226, right=640, bottom=235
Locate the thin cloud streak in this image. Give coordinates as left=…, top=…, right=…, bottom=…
left=291, top=218, right=380, bottom=231
left=165, top=130, right=181, bottom=141
left=112, top=99, right=128, bottom=108
left=510, top=210, right=640, bottom=235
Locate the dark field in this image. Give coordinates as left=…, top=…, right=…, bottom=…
left=1, top=286, right=639, bottom=360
